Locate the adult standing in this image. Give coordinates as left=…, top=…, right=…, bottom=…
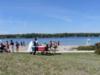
left=10, top=40, right=14, bottom=52
left=0, top=43, right=5, bottom=53
left=16, top=41, right=20, bottom=52
left=33, top=38, right=38, bottom=55
left=49, top=41, right=53, bottom=49
left=58, top=41, right=60, bottom=46
left=5, top=41, right=10, bottom=52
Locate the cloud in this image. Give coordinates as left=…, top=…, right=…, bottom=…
left=85, top=15, right=100, bottom=21
left=35, top=6, right=73, bottom=22
left=46, top=14, right=72, bottom=22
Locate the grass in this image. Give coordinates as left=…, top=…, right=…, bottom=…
left=0, top=53, right=100, bottom=75
left=76, top=45, right=95, bottom=50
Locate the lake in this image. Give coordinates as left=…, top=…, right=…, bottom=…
left=0, top=37, right=100, bottom=46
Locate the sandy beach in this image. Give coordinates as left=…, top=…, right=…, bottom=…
left=17, top=45, right=77, bottom=52
left=17, top=45, right=94, bottom=53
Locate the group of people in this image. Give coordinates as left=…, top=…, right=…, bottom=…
left=49, top=41, right=60, bottom=50
left=31, top=38, right=60, bottom=55
left=0, top=38, right=60, bottom=54
left=0, top=40, right=26, bottom=53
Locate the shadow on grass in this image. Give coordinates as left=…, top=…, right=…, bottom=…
left=30, top=52, right=62, bottom=56
left=0, top=52, right=62, bottom=57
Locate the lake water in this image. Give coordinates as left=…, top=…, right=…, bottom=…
left=0, top=37, right=100, bottom=46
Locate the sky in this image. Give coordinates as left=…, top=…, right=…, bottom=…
left=0, top=0, right=100, bottom=34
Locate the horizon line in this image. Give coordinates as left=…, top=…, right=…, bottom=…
left=1, top=32, right=100, bottom=35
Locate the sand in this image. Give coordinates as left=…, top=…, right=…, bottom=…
left=17, top=45, right=94, bottom=53
left=17, top=45, right=77, bottom=52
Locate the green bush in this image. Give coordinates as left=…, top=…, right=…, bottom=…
left=95, top=43, right=100, bottom=54
left=77, top=45, right=95, bottom=50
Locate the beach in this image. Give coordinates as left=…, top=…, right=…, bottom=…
left=17, top=45, right=94, bottom=53
left=17, top=45, right=77, bottom=52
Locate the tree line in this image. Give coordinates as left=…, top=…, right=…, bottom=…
left=0, top=33, right=100, bottom=38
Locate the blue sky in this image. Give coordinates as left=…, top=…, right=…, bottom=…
left=0, top=0, right=100, bottom=34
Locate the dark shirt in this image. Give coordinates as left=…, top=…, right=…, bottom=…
left=10, top=42, right=14, bottom=45
left=34, top=41, right=38, bottom=46
left=0, top=44, right=5, bottom=50
left=16, top=43, right=19, bottom=47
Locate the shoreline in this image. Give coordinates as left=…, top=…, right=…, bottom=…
left=17, top=45, right=95, bottom=53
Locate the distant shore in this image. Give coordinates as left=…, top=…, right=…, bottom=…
left=0, top=33, right=100, bottom=38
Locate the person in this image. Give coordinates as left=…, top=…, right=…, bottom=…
left=20, top=42, right=23, bottom=46
left=33, top=38, right=38, bottom=55
left=16, top=41, right=20, bottom=52
left=49, top=41, right=53, bottom=49
left=53, top=42, right=58, bottom=54
left=10, top=40, right=14, bottom=52
left=5, top=41, right=10, bottom=52
left=23, top=41, right=26, bottom=46
left=58, top=41, right=60, bottom=46
left=45, top=44, right=49, bottom=54
left=54, top=42, right=58, bottom=49
left=0, top=43, right=5, bottom=53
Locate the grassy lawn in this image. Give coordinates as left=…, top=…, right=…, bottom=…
left=0, top=53, right=100, bottom=75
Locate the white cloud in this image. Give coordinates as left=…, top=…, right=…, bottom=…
left=46, top=14, right=72, bottom=22
left=86, top=15, right=100, bottom=21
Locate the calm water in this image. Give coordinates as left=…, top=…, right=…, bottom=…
left=0, top=37, right=100, bottom=46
